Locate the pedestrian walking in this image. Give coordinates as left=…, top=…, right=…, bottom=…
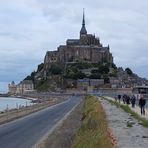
left=131, top=95, right=136, bottom=108
left=139, top=95, right=146, bottom=115
left=118, top=94, right=121, bottom=103
left=126, top=95, right=130, bottom=105
left=122, top=94, right=126, bottom=104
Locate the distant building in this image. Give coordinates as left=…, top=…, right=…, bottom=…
left=16, top=80, right=34, bottom=94
left=90, top=79, right=104, bottom=87
left=43, top=11, right=113, bottom=77
left=8, top=81, right=17, bottom=94
left=77, top=78, right=104, bottom=90
left=77, top=79, right=90, bottom=90
left=8, top=80, right=34, bottom=95
left=110, top=77, right=120, bottom=88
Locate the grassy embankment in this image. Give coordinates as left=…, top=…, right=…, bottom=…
left=72, top=95, right=114, bottom=148
left=104, top=97, right=148, bottom=128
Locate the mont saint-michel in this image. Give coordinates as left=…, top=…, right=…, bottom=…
left=1, top=6, right=148, bottom=148
left=8, top=11, right=148, bottom=94
left=8, top=11, right=115, bottom=94
left=43, top=11, right=113, bottom=77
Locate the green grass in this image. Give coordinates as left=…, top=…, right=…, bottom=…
left=72, top=95, right=113, bottom=148
left=127, top=122, right=133, bottom=128
left=103, top=97, right=148, bottom=128
left=36, top=78, right=57, bottom=92
left=36, top=80, right=50, bottom=91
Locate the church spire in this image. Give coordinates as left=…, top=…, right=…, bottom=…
left=82, top=8, right=85, bottom=26
left=80, top=9, right=87, bottom=35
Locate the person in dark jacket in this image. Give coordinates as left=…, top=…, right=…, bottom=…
left=126, top=95, right=130, bottom=105
left=118, top=94, right=121, bottom=103
left=139, top=95, right=146, bottom=115
left=131, top=95, right=136, bottom=108
left=122, top=94, right=126, bottom=104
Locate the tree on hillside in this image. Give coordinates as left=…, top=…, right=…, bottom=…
left=98, top=65, right=109, bottom=74
left=125, top=68, right=133, bottom=75
left=49, top=64, right=63, bottom=75
left=64, top=70, right=86, bottom=79
left=90, top=69, right=101, bottom=79
left=89, top=73, right=101, bottom=79
left=91, top=69, right=99, bottom=74
left=37, top=63, right=44, bottom=72
left=103, top=75, right=110, bottom=83
left=24, top=71, right=36, bottom=82
left=111, top=63, right=117, bottom=70
left=76, top=71, right=86, bottom=79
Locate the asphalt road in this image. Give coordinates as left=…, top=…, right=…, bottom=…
left=0, top=96, right=81, bottom=148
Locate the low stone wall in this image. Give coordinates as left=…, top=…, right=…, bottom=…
left=98, top=88, right=132, bottom=96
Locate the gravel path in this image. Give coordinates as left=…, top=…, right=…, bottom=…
left=105, top=96, right=148, bottom=120
left=99, top=98, right=148, bottom=148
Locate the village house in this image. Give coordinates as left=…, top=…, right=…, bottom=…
left=8, top=80, right=34, bottom=95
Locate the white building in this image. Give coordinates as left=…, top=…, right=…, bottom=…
left=8, top=81, right=17, bottom=94
left=8, top=80, right=34, bottom=95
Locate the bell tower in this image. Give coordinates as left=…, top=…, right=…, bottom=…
left=80, top=9, right=87, bottom=37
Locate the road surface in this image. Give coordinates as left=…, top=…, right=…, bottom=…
left=0, top=96, right=81, bottom=148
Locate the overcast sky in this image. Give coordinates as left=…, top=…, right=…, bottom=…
left=0, top=0, right=148, bottom=83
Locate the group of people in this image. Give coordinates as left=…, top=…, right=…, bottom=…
left=115, top=94, right=146, bottom=115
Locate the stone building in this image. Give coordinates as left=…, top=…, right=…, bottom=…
left=8, top=80, right=34, bottom=95
left=77, top=78, right=104, bottom=91
left=43, top=11, right=113, bottom=76
left=16, top=80, right=34, bottom=94
left=8, top=81, right=17, bottom=94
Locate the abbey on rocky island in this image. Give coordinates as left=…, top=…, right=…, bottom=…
left=43, top=11, right=113, bottom=77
